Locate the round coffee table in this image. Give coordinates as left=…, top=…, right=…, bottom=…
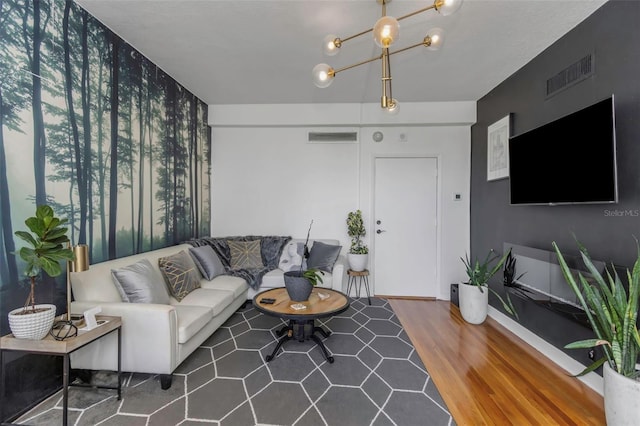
left=253, top=287, right=349, bottom=363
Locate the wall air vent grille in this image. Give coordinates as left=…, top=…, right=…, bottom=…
left=308, top=131, right=358, bottom=143
left=546, top=53, right=594, bottom=98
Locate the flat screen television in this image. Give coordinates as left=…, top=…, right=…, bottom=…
left=508, top=95, right=618, bottom=205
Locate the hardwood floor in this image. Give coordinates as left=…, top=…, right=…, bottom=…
left=389, top=299, right=605, bottom=425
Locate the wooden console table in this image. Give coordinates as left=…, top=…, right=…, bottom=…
left=0, top=315, right=122, bottom=425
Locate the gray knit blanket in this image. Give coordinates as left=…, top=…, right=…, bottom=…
left=185, top=236, right=291, bottom=290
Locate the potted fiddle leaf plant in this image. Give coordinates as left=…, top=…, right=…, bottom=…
left=346, top=210, right=368, bottom=272
left=9, top=205, right=75, bottom=339
left=459, top=248, right=518, bottom=324
left=553, top=238, right=640, bottom=425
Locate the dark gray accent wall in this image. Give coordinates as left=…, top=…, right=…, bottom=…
left=471, top=0, right=640, bottom=368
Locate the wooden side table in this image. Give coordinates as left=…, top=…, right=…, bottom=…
left=347, top=269, right=372, bottom=305
left=0, top=315, right=122, bottom=425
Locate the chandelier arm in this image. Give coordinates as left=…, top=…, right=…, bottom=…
left=388, top=40, right=425, bottom=57
left=333, top=53, right=384, bottom=75
left=339, top=27, right=374, bottom=45
left=396, top=3, right=438, bottom=23
left=386, top=48, right=393, bottom=102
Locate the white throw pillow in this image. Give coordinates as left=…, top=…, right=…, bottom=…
left=278, top=241, right=306, bottom=272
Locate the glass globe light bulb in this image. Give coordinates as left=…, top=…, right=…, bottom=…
left=424, top=28, right=445, bottom=51
left=323, top=34, right=341, bottom=56
left=312, top=63, right=335, bottom=88
left=373, top=16, right=400, bottom=48
left=435, top=0, right=463, bottom=16
left=386, top=99, right=400, bottom=115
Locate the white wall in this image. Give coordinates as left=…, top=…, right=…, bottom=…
left=209, top=102, right=475, bottom=299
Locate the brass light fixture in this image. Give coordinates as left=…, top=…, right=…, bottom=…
left=312, top=0, right=463, bottom=113
left=51, top=243, right=90, bottom=340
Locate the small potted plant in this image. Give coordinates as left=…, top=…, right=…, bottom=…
left=283, top=220, right=325, bottom=301
left=346, top=210, right=368, bottom=271
left=459, top=249, right=518, bottom=324
left=9, top=205, right=75, bottom=339
left=553, top=238, right=640, bottom=425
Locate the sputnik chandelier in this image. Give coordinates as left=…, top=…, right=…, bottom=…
left=312, top=0, right=464, bottom=113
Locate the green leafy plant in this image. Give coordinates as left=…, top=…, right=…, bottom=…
left=346, top=210, right=368, bottom=254
left=303, top=268, right=325, bottom=287
left=553, top=239, right=640, bottom=378
left=503, top=249, right=526, bottom=286
left=461, top=249, right=518, bottom=319
left=14, top=205, right=75, bottom=313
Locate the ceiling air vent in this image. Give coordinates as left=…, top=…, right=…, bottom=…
left=546, top=53, right=594, bottom=98
left=308, top=131, right=358, bottom=144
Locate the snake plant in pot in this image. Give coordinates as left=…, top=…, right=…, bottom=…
left=459, top=249, right=518, bottom=324
left=553, top=239, right=640, bottom=425
left=9, top=205, right=75, bottom=339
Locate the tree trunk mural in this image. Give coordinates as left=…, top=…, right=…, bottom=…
left=2, top=1, right=211, bottom=417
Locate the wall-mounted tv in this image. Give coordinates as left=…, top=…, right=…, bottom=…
left=508, top=95, right=618, bottom=205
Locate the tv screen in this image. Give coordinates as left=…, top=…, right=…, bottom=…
left=508, top=96, right=618, bottom=205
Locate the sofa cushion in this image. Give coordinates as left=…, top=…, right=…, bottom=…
left=261, top=268, right=285, bottom=288
left=189, top=245, right=225, bottom=280
left=110, top=259, right=171, bottom=304
left=172, top=305, right=214, bottom=344
left=200, top=275, right=248, bottom=299
left=228, top=239, right=264, bottom=269
left=171, top=288, right=235, bottom=317
left=158, top=250, right=202, bottom=302
left=278, top=241, right=306, bottom=272
left=307, top=241, right=342, bottom=273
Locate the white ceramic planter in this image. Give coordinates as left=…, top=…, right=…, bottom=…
left=603, top=362, right=640, bottom=425
left=458, top=283, right=488, bottom=324
left=348, top=253, right=368, bottom=272
left=8, top=304, right=56, bottom=339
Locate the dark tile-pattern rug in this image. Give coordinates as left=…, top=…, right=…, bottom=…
left=17, top=298, right=455, bottom=425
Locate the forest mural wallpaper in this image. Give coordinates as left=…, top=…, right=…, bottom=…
left=0, top=0, right=211, bottom=417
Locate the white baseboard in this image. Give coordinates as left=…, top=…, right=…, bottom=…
left=488, top=306, right=603, bottom=396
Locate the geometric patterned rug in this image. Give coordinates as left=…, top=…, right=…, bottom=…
left=17, top=297, right=456, bottom=426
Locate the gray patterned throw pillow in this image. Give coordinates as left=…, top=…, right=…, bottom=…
left=228, top=239, right=264, bottom=269
left=158, top=250, right=201, bottom=301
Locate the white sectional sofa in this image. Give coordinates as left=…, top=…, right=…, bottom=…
left=69, top=243, right=248, bottom=389
left=68, top=237, right=345, bottom=389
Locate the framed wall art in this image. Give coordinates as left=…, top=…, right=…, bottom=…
left=487, top=114, right=511, bottom=181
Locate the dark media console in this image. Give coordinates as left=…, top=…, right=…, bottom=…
left=496, top=243, right=608, bottom=370
left=503, top=243, right=607, bottom=328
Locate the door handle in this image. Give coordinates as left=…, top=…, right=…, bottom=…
left=376, top=229, right=386, bottom=234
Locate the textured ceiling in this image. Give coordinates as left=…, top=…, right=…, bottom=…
left=75, top=0, right=609, bottom=105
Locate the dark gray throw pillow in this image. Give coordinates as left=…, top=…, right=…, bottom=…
left=306, top=241, right=342, bottom=273
left=111, top=259, right=171, bottom=304
left=189, top=245, right=225, bottom=280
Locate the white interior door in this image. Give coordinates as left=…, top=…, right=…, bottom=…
left=374, top=157, right=438, bottom=297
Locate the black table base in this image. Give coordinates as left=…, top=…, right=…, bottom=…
left=265, top=319, right=334, bottom=363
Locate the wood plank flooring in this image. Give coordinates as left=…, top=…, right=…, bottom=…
left=388, top=299, right=605, bottom=425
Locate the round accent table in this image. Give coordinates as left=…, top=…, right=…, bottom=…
left=253, top=287, right=349, bottom=363
left=346, top=269, right=372, bottom=305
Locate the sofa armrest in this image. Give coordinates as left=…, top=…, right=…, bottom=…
left=70, top=301, right=178, bottom=374
left=331, top=255, right=347, bottom=292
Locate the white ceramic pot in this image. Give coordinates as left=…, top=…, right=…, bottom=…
left=348, top=253, right=368, bottom=272
left=604, top=362, right=640, bottom=425
left=8, top=304, right=56, bottom=339
left=458, top=282, right=488, bottom=324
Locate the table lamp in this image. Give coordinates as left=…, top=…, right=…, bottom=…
left=51, top=244, right=90, bottom=340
